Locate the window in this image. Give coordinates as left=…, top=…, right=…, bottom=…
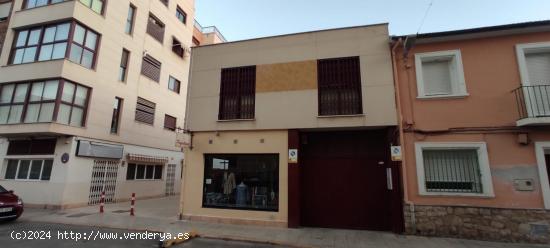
left=0, top=2, right=11, bottom=21
left=516, top=42, right=550, bottom=118
left=146, top=14, right=165, bottom=43
left=171, top=37, right=184, bottom=58
left=415, top=142, right=494, bottom=197
left=56, top=81, right=89, bottom=126
left=7, top=139, right=56, bottom=155
left=125, top=4, right=136, bottom=34
left=176, top=6, right=186, bottom=24
left=159, top=0, right=168, bottom=6
left=126, top=163, right=162, bottom=180
left=168, top=76, right=180, bottom=93
left=4, top=159, right=53, bottom=181
left=317, top=56, right=363, bottom=116
left=119, top=49, right=130, bottom=82
left=415, top=50, right=467, bottom=98
left=78, top=0, right=104, bottom=14
left=9, top=21, right=99, bottom=69
left=203, top=154, right=279, bottom=211
left=69, top=23, right=99, bottom=69
left=110, top=97, right=123, bottom=134
left=218, top=66, right=256, bottom=120
left=135, top=97, right=155, bottom=125
left=164, top=114, right=176, bottom=131
left=23, top=0, right=65, bottom=10
left=141, top=54, right=161, bottom=82
left=0, top=80, right=89, bottom=126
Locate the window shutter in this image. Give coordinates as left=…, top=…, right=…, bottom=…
left=423, top=149, right=482, bottom=193
left=141, top=55, right=161, bottom=82
left=135, top=97, right=155, bottom=124
left=525, top=52, right=550, bottom=86
left=422, top=60, right=453, bottom=95
left=164, top=115, right=176, bottom=131
left=318, top=56, right=362, bottom=116
left=218, top=66, right=256, bottom=120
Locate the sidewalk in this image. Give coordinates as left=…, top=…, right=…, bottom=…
left=21, top=197, right=546, bottom=248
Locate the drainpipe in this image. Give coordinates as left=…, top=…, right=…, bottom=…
left=391, top=38, right=415, bottom=232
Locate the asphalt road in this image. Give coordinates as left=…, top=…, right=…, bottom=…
left=0, top=220, right=289, bottom=248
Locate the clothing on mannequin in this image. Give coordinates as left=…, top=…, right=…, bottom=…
left=222, top=172, right=236, bottom=195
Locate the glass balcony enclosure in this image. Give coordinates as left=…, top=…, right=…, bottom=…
left=0, top=79, right=90, bottom=127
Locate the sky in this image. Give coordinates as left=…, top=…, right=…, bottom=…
left=195, top=0, right=550, bottom=42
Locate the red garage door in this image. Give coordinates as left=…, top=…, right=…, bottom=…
left=300, top=130, right=399, bottom=231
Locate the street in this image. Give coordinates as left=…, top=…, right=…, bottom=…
left=0, top=220, right=289, bottom=248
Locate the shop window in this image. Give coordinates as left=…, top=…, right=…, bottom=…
left=4, top=159, right=53, bottom=181
left=126, top=163, right=162, bottom=180
left=203, top=154, right=279, bottom=211
left=318, top=56, right=363, bottom=116
left=218, top=66, right=256, bottom=120
left=135, top=97, right=155, bottom=125
left=415, top=142, right=494, bottom=197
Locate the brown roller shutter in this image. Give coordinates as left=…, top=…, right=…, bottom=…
left=164, top=114, right=176, bottom=131
left=135, top=97, right=156, bottom=125
left=141, top=54, right=162, bottom=82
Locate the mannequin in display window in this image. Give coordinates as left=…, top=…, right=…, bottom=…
left=222, top=171, right=236, bottom=195
left=236, top=182, right=248, bottom=206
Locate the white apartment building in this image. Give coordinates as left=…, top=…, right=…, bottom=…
left=0, top=0, right=198, bottom=209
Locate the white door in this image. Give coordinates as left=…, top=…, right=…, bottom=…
left=165, top=164, right=176, bottom=196
left=525, top=51, right=550, bottom=117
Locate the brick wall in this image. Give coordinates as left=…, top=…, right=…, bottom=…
left=404, top=204, right=550, bottom=243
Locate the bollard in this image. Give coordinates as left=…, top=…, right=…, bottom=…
left=100, top=191, right=105, bottom=213
left=130, top=193, right=135, bottom=216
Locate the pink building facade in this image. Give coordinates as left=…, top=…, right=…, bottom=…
left=393, top=21, right=550, bottom=243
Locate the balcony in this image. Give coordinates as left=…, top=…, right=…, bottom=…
left=513, top=85, right=550, bottom=126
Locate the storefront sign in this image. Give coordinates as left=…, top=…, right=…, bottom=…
left=288, top=149, right=298, bottom=163
left=391, top=146, right=402, bottom=161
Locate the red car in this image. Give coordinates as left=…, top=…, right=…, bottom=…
left=0, top=185, right=24, bottom=221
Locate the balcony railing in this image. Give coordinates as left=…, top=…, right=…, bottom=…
left=513, top=84, right=550, bottom=120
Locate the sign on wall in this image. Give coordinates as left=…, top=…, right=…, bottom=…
left=391, top=146, right=402, bottom=161
left=289, top=149, right=298, bottom=164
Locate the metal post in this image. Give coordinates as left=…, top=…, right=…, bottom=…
left=130, top=193, right=135, bottom=216
left=100, top=191, right=105, bottom=213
